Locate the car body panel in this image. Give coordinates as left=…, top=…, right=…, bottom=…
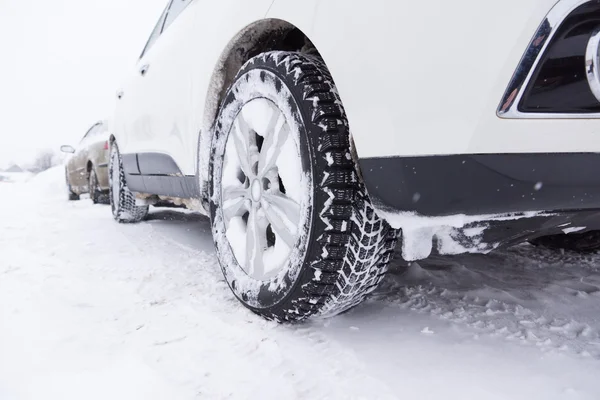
left=113, top=0, right=600, bottom=222
left=65, top=121, right=110, bottom=194
left=268, top=0, right=600, bottom=160
left=115, top=1, right=600, bottom=172
left=115, top=0, right=273, bottom=176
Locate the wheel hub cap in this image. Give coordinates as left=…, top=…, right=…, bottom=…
left=251, top=179, right=262, bottom=202
left=221, top=98, right=304, bottom=281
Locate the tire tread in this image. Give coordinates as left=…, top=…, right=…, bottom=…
left=264, top=52, right=399, bottom=321
left=109, top=143, right=148, bottom=224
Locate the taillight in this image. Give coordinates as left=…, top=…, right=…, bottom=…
left=104, top=141, right=109, bottom=150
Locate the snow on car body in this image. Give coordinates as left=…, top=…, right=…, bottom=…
left=112, top=0, right=600, bottom=320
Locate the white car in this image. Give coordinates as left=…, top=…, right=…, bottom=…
left=112, top=0, right=600, bottom=321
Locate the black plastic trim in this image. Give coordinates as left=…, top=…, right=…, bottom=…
left=122, top=154, right=140, bottom=175
left=126, top=175, right=199, bottom=198
left=125, top=174, right=146, bottom=192
left=137, top=152, right=182, bottom=175
left=360, top=153, right=600, bottom=217
left=122, top=152, right=199, bottom=198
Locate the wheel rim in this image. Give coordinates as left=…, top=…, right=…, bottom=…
left=221, top=98, right=304, bottom=281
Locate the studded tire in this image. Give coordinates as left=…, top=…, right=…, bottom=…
left=109, top=141, right=148, bottom=223
left=210, top=51, right=398, bottom=322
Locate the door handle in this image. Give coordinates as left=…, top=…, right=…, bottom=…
left=140, top=64, right=150, bottom=76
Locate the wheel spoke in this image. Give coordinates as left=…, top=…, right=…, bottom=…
left=265, top=104, right=284, bottom=137
left=222, top=99, right=306, bottom=280
left=263, top=193, right=301, bottom=225
left=232, top=112, right=257, bottom=177
left=222, top=186, right=248, bottom=221
left=246, top=207, right=266, bottom=277
left=261, top=195, right=299, bottom=248
left=258, top=110, right=288, bottom=176
left=223, top=185, right=247, bottom=200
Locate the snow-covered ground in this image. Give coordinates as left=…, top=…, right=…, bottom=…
left=1, top=167, right=600, bottom=400
left=0, top=172, right=33, bottom=184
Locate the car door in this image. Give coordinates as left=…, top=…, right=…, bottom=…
left=115, top=3, right=169, bottom=158
left=116, top=0, right=193, bottom=174
left=138, top=0, right=193, bottom=175
left=122, top=0, right=274, bottom=179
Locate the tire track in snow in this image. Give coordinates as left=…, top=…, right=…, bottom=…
left=377, top=284, right=600, bottom=358
left=122, top=217, right=399, bottom=399
left=375, top=247, right=600, bottom=359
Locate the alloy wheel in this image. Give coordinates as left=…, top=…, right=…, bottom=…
left=221, top=98, right=304, bottom=281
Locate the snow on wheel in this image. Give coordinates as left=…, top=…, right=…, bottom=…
left=210, top=51, right=398, bottom=322
left=109, top=141, right=148, bottom=223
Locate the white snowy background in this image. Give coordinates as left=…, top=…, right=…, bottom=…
left=1, top=168, right=600, bottom=400
left=0, top=0, right=166, bottom=166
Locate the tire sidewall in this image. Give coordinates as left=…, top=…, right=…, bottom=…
left=109, top=142, right=121, bottom=218
left=210, top=57, right=322, bottom=314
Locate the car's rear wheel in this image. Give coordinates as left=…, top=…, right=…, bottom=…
left=530, top=231, right=600, bottom=252
left=209, top=51, right=398, bottom=322
left=89, top=168, right=101, bottom=204
left=109, top=141, right=148, bottom=223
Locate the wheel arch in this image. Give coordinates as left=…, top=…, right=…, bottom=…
left=198, top=18, right=343, bottom=193
left=201, top=19, right=312, bottom=134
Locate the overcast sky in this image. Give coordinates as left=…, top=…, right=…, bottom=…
left=0, top=0, right=167, bottom=168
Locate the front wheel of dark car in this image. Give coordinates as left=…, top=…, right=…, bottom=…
left=209, top=51, right=398, bottom=322
left=109, top=141, right=148, bottom=223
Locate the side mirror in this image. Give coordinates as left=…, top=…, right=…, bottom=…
left=60, top=145, right=75, bottom=154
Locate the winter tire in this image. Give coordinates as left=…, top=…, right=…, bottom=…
left=109, top=141, right=148, bottom=223
left=89, top=168, right=101, bottom=204
left=209, top=51, right=398, bottom=322
left=530, top=231, right=600, bottom=253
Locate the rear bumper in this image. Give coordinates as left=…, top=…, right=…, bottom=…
left=360, top=153, right=600, bottom=217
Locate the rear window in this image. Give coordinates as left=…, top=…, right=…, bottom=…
left=81, top=123, right=107, bottom=142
